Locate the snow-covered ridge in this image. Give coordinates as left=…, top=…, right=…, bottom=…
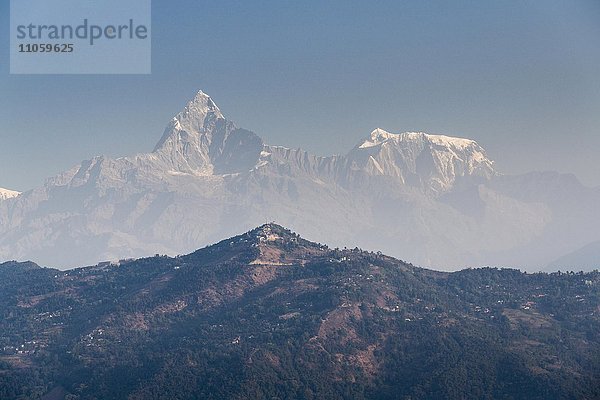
left=0, top=187, right=21, bottom=200
left=348, top=128, right=496, bottom=192
left=358, top=129, right=478, bottom=149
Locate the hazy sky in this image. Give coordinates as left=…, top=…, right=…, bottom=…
left=1, top=0, right=599, bottom=191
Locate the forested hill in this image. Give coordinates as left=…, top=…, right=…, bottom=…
left=0, top=224, right=599, bottom=399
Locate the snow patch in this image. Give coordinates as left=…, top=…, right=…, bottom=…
left=0, top=188, right=21, bottom=200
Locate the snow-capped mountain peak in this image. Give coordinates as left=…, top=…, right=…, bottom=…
left=147, top=90, right=264, bottom=176
left=0, top=187, right=21, bottom=200
left=350, top=129, right=496, bottom=192
left=184, top=89, right=224, bottom=122
left=177, top=89, right=224, bottom=131
left=153, top=90, right=225, bottom=152
left=358, top=129, right=479, bottom=150
left=358, top=128, right=396, bottom=148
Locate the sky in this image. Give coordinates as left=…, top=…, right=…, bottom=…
left=1, top=0, right=599, bottom=191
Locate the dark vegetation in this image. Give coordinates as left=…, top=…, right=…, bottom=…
left=0, top=224, right=598, bottom=399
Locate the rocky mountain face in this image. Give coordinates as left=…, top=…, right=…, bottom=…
left=0, top=90, right=598, bottom=270
left=0, top=224, right=598, bottom=399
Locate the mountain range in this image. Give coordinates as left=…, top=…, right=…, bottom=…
left=0, top=90, right=598, bottom=270
left=0, top=224, right=598, bottom=399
